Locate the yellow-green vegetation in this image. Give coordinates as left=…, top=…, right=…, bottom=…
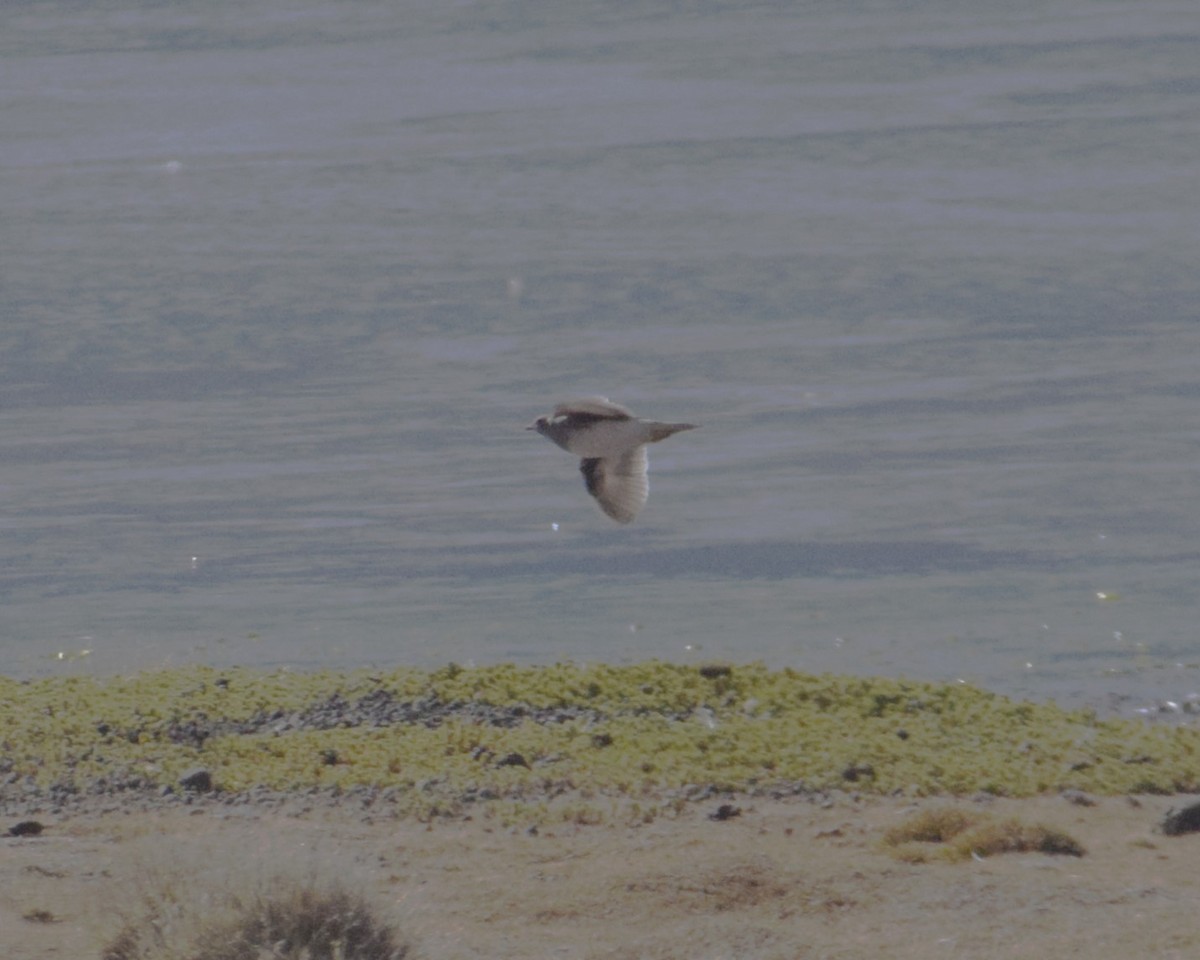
left=882, top=806, right=1086, bottom=862
left=2, top=662, right=1199, bottom=811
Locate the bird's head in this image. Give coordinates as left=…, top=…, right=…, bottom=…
left=527, top=416, right=552, bottom=434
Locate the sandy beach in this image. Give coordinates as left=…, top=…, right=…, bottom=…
left=4, top=790, right=1200, bottom=959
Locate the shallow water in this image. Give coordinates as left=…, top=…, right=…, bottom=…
left=3, top=0, right=1198, bottom=714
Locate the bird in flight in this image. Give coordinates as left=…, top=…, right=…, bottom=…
left=528, top=397, right=696, bottom=523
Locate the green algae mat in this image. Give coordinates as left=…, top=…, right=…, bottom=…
left=3, top=662, right=1198, bottom=806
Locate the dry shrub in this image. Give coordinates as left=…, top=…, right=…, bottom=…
left=883, top=807, right=1084, bottom=863
left=882, top=807, right=973, bottom=846
left=98, top=829, right=414, bottom=960
left=947, top=818, right=1085, bottom=861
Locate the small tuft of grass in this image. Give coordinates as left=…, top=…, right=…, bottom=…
left=947, top=818, right=1085, bottom=861
left=102, top=882, right=411, bottom=960
left=98, top=830, right=415, bottom=960
left=882, top=807, right=1085, bottom=863
left=883, top=807, right=973, bottom=846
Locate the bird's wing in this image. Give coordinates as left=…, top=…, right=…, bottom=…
left=579, top=446, right=649, bottom=524
left=553, top=396, right=635, bottom=421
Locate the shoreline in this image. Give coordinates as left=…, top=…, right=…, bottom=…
left=4, top=661, right=1200, bottom=818
left=5, top=661, right=1200, bottom=958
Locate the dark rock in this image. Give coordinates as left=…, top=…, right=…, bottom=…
left=8, top=820, right=44, bottom=837
left=709, top=804, right=741, bottom=821
left=179, top=768, right=213, bottom=793
left=1161, top=800, right=1200, bottom=836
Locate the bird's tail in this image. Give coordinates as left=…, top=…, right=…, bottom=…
left=646, top=422, right=697, bottom=443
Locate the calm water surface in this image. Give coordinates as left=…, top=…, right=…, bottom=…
left=3, top=0, right=1199, bottom=716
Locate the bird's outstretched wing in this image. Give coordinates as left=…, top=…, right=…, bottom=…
left=579, top=446, right=649, bottom=524
left=553, top=396, right=635, bottom=421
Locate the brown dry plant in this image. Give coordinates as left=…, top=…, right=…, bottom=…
left=882, top=806, right=1085, bottom=863
left=97, top=827, right=415, bottom=960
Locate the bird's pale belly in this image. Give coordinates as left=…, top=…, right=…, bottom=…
left=555, top=420, right=648, bottom=458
